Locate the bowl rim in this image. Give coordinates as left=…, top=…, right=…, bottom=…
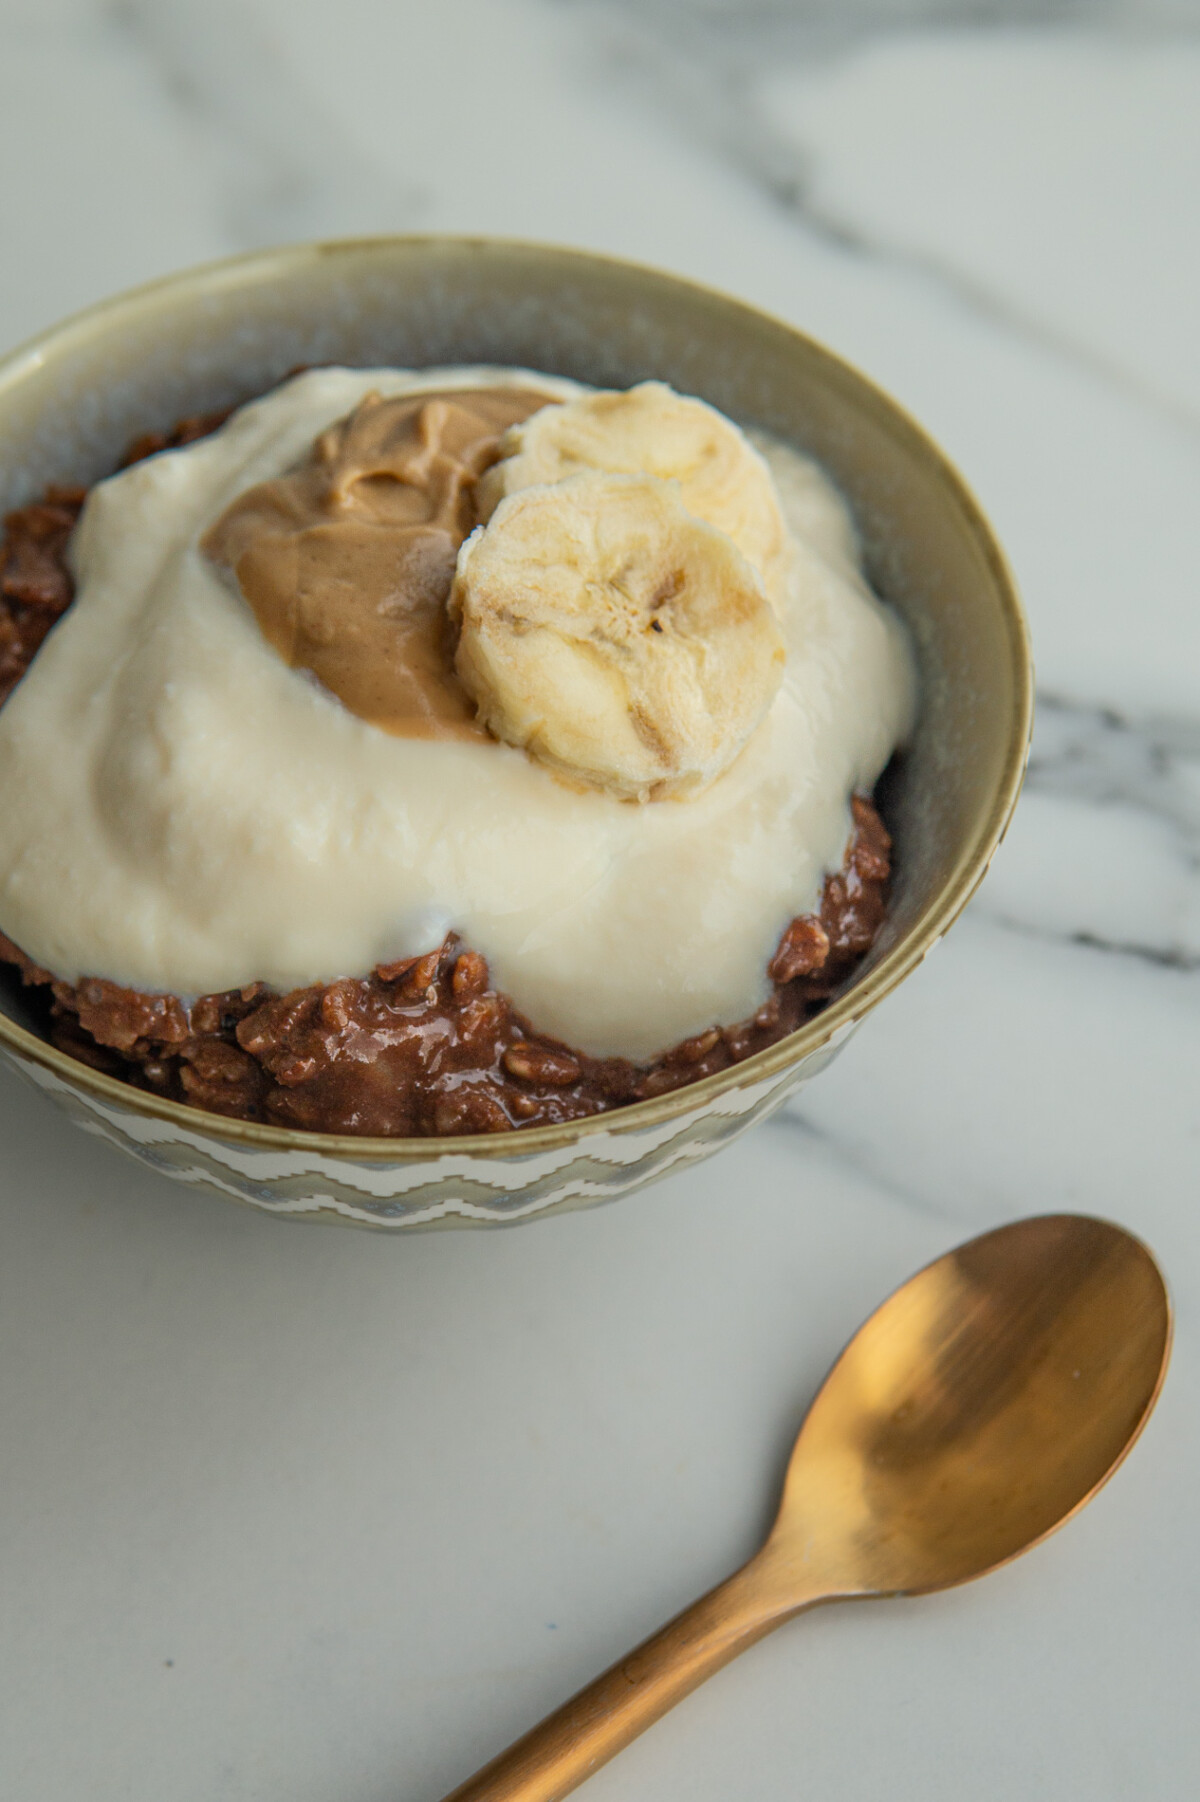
left=0, top=233, right=1033, bottom=1161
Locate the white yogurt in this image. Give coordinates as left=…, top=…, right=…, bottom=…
left=0, top=367, right=915, bottom=1060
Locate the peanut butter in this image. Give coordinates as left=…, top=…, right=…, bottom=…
left=202, top=386, right=549, bottom=737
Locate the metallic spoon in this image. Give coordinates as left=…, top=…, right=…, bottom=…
left=441, top=1213, right=1171, bottom=1802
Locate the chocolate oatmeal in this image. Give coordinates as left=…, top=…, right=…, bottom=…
left=0, top=406, right=894, bottom=1138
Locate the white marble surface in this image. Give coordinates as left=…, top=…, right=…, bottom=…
left=2, top=3, right=1199, bottom=1796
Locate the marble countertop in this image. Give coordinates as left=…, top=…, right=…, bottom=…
left=2, top=3, right=1199, bottom=1796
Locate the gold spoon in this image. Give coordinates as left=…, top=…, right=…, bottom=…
left=441, top=1213, right=1171, bottom=1802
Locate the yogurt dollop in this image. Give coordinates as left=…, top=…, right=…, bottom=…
left=0, top=366, right=915, bottom=1060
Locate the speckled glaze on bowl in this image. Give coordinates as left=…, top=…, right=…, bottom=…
left=0, top=238, right=1032, bottom=1229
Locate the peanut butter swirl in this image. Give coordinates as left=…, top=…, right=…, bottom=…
left=202, top=386, right=549, bottom=737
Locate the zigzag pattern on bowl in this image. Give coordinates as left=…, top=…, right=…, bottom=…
left=0, top=1029, right=855, bottom=1229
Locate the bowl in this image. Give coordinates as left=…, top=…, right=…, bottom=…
left=0, top=237, right=1032, bottom=1229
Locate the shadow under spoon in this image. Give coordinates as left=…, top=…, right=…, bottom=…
left=439, top=1212, right=1171, bottom=1802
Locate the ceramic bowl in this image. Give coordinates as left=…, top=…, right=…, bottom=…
left=0, top=237, right=1032, bottom=1229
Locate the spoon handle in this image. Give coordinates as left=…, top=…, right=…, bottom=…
left=439, top=1556, right=804, bottom=1802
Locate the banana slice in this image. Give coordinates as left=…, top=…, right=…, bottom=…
left=476, top=381, right=790, bottom=603
left=450, top=472, right=786, bottom=802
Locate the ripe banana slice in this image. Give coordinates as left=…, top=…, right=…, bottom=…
left=450, top=471, right=786, bottom=802
left=476, top=381, right=790, bottom=603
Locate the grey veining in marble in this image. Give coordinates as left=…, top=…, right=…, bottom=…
left=1, top=4, right=1198, bottom=1799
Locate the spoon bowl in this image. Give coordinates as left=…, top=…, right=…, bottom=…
left=772, top=1213, right=1171, bottom=1599
left=443, top=1214, right=1171, bottom=1801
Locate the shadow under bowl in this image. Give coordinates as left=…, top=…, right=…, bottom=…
left=0, top=237, right=1032, bottom=1229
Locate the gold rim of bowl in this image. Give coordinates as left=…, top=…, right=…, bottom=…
left=0, top=235, right=1035, bottom=1160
